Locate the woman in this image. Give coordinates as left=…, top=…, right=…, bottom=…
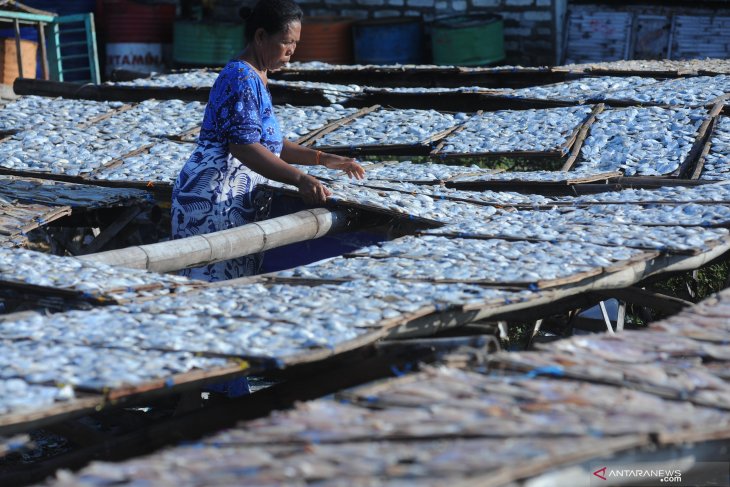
left=172, top=0, right=364, bottom=282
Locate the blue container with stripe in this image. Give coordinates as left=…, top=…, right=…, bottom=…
left=23, top=0, right=96, bottom=81
left=21, top=0, right=95, bottom=15
left=352, top=16, right=423, bottom=65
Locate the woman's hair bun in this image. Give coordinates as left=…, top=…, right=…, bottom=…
left=239, top=7, right=253, bottom=20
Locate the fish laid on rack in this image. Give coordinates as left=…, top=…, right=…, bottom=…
left=0, top=280, right=531, bottom=358
left=565, top=181, right=730, bottom=204
left=46, top=434, right=638, bottom=487
left=268, top=178, right=561, bottom=222
left=555, top=58, right=730, bottom=75
left=89, top=140, right=193, bottom=184
left=279, top=235, right=647, bottom=285
left=491, top=349, right=730, bottom=410
left=365, top=85, right=503, bottom=94
left=0, top=125, right=153, bottom=177
left=450, top=168, right=619, bottom=184
left=0, top=248, right=197, bottom=301
left=0, top=339, right=231, bottom=392
left=0, top=377, right=75, bottom=416
left=269, top=79, right=364, bottom=103
left=275, top=104, right=359, bottom=141
left=596, top=75, right=730, bottom=106
left=350, top=180, right=556, bottom=208
left=701, top=116, right=730, bottom=180
left=505, top=76, right=659, bottom=102
left=0, top=96, right=120, bottom=132
left=649, top=287, right=730, bottom=343
left=438, top=106, right=592, bottom=154
left=50, top=363, right=729, bottom=486
left=425, top=208, right=729, bottom=253
left=559, top=203, right=730, bottom=227
left=299, top=160, right=483, bottom=183
left=576, top=106, right=706, bottom=176
left=265, top=179, right=501, bottom=223
left=115, top=70, right=219, bottom=88
left=312, top=108, right=466, bottom=147
left=94, top=99, right=205, bottom=138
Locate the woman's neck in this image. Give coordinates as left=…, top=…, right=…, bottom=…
left=239, top=48, right=267, bottom=84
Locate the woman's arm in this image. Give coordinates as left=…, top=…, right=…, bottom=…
left=281, top=139, right=365, bottom=179
left=230, top=142, right=331, bottom=204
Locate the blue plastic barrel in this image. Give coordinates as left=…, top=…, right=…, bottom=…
left=352, top=16, right=423, bottom=65
left=22, top=0, right=95, bottom=15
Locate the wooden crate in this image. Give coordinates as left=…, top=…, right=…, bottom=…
left=0, top=37, right=37, bottom=85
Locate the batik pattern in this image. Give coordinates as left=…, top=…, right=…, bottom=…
left=171, top=61, right=283, bottom=281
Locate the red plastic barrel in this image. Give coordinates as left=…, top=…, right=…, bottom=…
left=101, top=0, right=175, bottom=75
left=291, top=16, right=354, bottom=64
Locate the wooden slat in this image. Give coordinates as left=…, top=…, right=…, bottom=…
left=299, top=105, right=380, bottom=147
left=429, top=110, right=482, bottom=156
left=675, top=97, right=727, bottom=178
left=561, top=103, right=605, bottom=171
left=76, top=103, right=136, bottom=129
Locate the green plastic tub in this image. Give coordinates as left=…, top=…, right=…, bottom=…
left=431, top=14, right=505, bottom=66
left=173, top=21, right=245, bottom=66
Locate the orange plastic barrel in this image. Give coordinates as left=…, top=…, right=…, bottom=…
left=291, top=16, right=354, bottom=64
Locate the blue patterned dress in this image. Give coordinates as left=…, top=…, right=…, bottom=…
left=171, top=61, right=283, bottom=281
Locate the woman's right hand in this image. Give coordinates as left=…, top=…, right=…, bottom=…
left=296, top=173, right=331, bottom=205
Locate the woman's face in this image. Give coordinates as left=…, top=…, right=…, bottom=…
left=257, top=21, right=301, bottom=71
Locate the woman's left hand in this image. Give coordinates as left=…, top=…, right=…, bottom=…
left=322, top=153, right=365, bottom=180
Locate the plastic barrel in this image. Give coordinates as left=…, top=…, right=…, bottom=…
left=22, top=0, right=95, bottom=15
left=291, top=16, right=354, bottom=64
left=352, top=17, right=423, bottom=65
left=431, top=14, right=505, bottom=66
left=103, top=0, right=175, bottom=76
left=0, top=38, right=38, bottom=84
left=0, top=27, right=40, bottom=78
left=173, top=21, right=245, bottom=67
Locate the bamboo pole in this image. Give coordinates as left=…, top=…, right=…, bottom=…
left=78, top=208, right=352, bottom=272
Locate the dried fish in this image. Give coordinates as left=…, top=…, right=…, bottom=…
left=312, top=109, right=466, bottom=147
left=0, top=339, right=230, bottom=391
left=701, top=116, right=730, bottom=180
left=556, top=58, right=730, bottom=75
left=275, top=104, right=358, bottom=141
left=0, top=96, right=118, bottom=132
left=506, top=76, right=659, bottom=102
left=0, top=247, right=196, bottom=300
left=0, top=125, right=153, bottom=176
left=299, top=160, right=482, bottom=183
left=566, top=182, right=730, bottom=204
left=94, top=99, right=205, bottom=138
left=280, top=236, right=645, bottom=285
left=0, top=280, right=532, bottom=358
left=90, top=140, right=193, bottom=184
left=438, top=106, right=592, bottom=154
left=577, top=106, right=706, bottom=176
left=426, top=207, right=729, bottom=252
left=450, top=168, right=618, bottom=183
left=597, top=75, right=730, bottom=106
left=269, top=79, right=364, bottom=103
left=0, top=378, right=74, bottom=415
left=116, top=70, right=219, bottom=88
